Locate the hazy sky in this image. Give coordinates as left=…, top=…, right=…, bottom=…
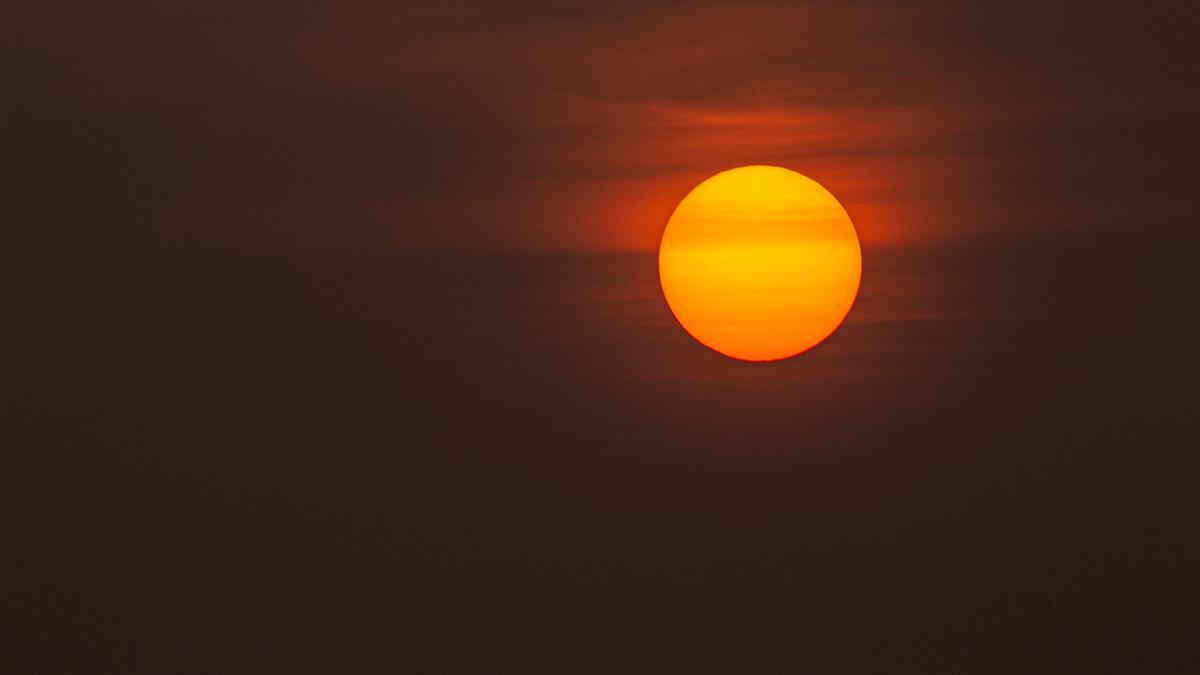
left=10, top=3, right=1199, bottom=670
left=14, top=1, right=1194, bottom=251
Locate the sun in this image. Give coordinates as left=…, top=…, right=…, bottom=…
left=658, top=165, right=862, bottom=362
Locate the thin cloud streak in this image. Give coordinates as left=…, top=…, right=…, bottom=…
left=11, top=1, right=1193, bottom=251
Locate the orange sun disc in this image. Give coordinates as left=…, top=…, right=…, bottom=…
left=658, top=165, right=862, bottom=362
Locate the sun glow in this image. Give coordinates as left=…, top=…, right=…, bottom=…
left=658, top=166, right=862, bottom=361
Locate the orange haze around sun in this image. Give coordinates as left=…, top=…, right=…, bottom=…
left=658, top=166, right=862, bottom=362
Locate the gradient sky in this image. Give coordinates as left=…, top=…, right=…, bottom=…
left=14, top=1, right=1194, bottom=251
left=9, top=3, right=1199, bottom=670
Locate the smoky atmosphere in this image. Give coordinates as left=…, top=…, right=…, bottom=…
left=7, top=1, right=1199, bottom=672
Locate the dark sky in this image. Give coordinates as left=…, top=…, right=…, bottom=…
left=13, top=1, right=1194, bottom=250
left=8, top=1, right=1200, bottom=671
